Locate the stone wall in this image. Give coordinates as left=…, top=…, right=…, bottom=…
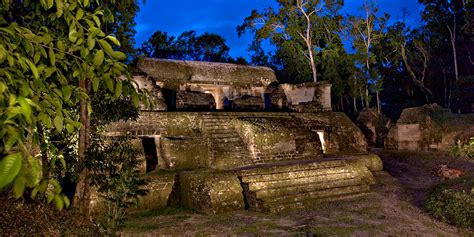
left=233, top=118, right=323, bottom=163
left=281, top=81, right=332, bottom=112
left=104, top=111, right=367, bottom=171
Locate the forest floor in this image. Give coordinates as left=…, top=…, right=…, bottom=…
left=121, top=149, right=473, bottom=236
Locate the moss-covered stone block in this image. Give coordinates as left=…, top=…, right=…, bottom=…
left=90, top=172, right=176, bottom=215
left=232, top=117, right=323, bottom=162
left=160, top=137, right=209, bottom=170
left=179, top=171, right=244, bottom=214
left=343, top=154, right=384, bottom=172
left=134, top=172, right=176, bottom=211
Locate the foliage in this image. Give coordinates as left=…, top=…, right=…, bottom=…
left=88, top=136, right=147, bottom=236
left=238, top=0, right=344, bottom=83
left=424, top=178, right=474, bottom=229
left=139, top=30, right=233, bottom=63
left=449, top=137, right=474, bottom=160
left=0, top=0, right=146, bottom=206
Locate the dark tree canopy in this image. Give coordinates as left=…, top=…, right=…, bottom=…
left=140, top=30, right=240, bottom=63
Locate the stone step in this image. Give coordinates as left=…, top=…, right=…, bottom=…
left=265, top=184, right=370, bottom=208
left=255, top=177, right=364, bottom=199
left=209, top=133, right=241, bottom=139
left=242, top=167, right=352, bottom=183
left=240, top=160, right=346, bottom=177
left=267, top=192, right=370, bottom=213
left=248, top=172, right=358, bottom=191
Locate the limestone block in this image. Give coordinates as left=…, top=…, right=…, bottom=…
left=160, top=137, right=209, bottom=170
left=134, top=173, right=176, bottom=211
left=343, top=154, right=384, bottom=172
left=397, top=124, right=422, bottom=142
left=179, top=171, right=244, bottom=214
left=90, top=173, right=176, bottom=215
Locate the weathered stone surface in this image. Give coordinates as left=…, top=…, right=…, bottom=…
left=138, top=58, right=277, bottom=89
left=176, top=90, right=216, bottom=110
left=385, top=104, right=474, bottom=151
left=356, top=108, right=391, bottom=147
left=295, top=112, right=368, bottom=153
left=282, top=81, right=332, bottom=112
left=239, top=159, right=375, bottom=212
left=160, top=137, right=209, bottom=170
left=232, top=95, right=264, bottom=111
left=90, top=172, right=176, bottom=214
left=179, top=171, right=244, bottom=214
left=134, top=172, right=176, bottom=211
left=233, top=117, right=323, bottom=163
left=104, top=111, right=368, bottom=170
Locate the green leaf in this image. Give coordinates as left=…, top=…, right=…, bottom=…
left=47, top=0, right=53, bottom=9
left=115, top=80, right=122, bottom=98
left=93, top=50, right=104, bottom=66
left=62, top=195, right=70, bottom=208
left=53, top=116, right=63, bottom=131
left=68, top=28, right=77, bottom=43
left=39, top=112, right=52, bottom=128
left=87, top=35, right=95, bottom=50
left=54, top=195, right=64, bottom=210
left=106, top=35, right=121, bottom=46
left=62, top=86, right=71, bottom=101
left=76, top=9, right=84, bottom=20
left=49, top=48, right=55, bottom=65
left=105, top=75, right=114, bottom=92
left=132, top=92, right=139, bottom=107
left=26, top=59, right=39, bottom=79
left=0, top=153, right=22, bottom=189
left=91, top=77, right=100, bottom=92
left=13, top=176, right=26, bottom=199
left=112, top=51, right=126, bottom=60
left=98, top=39, right=114, bottom=55
left=17, top=97, right=32, bottom=119
left=92, top=15, right=101, bottom=28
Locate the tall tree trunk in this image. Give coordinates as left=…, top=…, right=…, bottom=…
left=73, top=79, right=91, bottom=216
left=447, top=19, right=458, bottom=82
left=376, top=90, right=380, bottom=113
left=353, top=96, right=358, bottom=114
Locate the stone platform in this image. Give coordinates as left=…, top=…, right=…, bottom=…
left=98, top=154, right=382, bottom=214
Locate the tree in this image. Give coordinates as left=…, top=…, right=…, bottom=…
left=347, top=0, right=388, bottom=111
left=0, top=0, right=145, bottom=215
left=140, top=30, right=233, bottom=63
left=238, top=0, right=344, bottom=83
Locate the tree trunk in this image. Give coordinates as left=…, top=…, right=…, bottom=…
left=353, top=96, right=358, bottom=114
left=73, top=79, right=91, bottom=216
left=376, top=90, right=380, bottom=113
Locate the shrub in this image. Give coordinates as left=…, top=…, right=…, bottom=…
left=88, top=136, right=147, bottom=236
left=424, top=179, right=474, bottom=229
left=449, top=137, right=474, bottom=160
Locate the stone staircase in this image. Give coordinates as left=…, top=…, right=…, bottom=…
left=200, top=112, right=293, bottom=169
left=239, top=159, right=374, bottom=213
left=201, top=113, right=252, bottom=169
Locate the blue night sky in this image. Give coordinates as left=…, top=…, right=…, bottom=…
left=134, top=0, right=424, bottom=59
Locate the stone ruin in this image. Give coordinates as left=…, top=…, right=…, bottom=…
left=94, top=58, right=383, bottom=214
left=385, top=104, right=474, bottom=151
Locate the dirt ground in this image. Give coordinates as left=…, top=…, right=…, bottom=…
left=122, top=149, right=473, bottom=236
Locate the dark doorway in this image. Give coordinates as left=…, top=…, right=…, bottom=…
left=162, top=89, right=177, bottom=111
left=141, top=137, right=158, bottom=173
left=264, top=93, right=271, bottom=110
